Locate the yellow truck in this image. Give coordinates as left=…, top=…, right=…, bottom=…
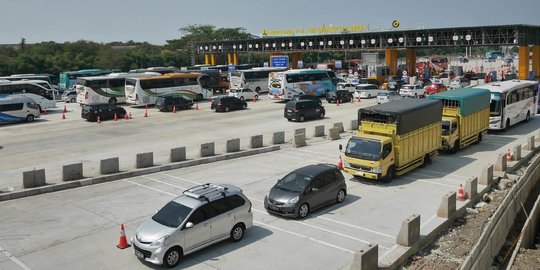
left=340, top=99, right=442, bottom=182
left=428, top=88, right=490, bottom=153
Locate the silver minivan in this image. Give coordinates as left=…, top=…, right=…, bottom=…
left=132, top=184, right=253, bottom=268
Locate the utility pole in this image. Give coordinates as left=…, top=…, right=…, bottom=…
left=190, top=38, right=196, bottom=66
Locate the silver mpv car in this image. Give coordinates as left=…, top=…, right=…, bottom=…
left=132, top=183, right=253, bottom=268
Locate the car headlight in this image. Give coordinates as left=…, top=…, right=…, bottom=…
left=288, top=196, right=299, bottom=204
left=151, top=236, right=167, bottom=247
left=371, top=167, right=382, bottom=173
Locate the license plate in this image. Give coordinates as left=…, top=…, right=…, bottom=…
left=135, top=250, right=144, bottom=259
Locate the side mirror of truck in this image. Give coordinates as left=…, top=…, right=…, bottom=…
left=339, top=144, right=343, bottom=151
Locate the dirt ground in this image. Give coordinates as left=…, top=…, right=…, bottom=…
left=511, top=247, right=540, bottom=270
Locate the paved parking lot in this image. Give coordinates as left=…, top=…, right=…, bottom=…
left=0, top=117, right=538, bottom=270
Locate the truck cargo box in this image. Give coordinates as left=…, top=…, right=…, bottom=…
left=358, top=98, right=443, bottom=135
left=428, top=88, right=490, bottom=116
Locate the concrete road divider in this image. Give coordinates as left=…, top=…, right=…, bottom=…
left=350, top=244, right=378, bottom=270
left=170, top=147, right=186, bottom=163
left=480, top=164, right=494, bottom=185
left=328, top=127, right=341, bottom=140
left=512, top=144, right=522, bottom=161
left=334, top=122, right=344, bottom=133
left=295, top=128, right=306, bottom=135
left=293, top=133, right=307, bottom=148
left=200, top=143, right=215, bottom=157
left=272, top=131, right=285, bottom=145
left=495, top=153, right=507, bottom=171
left=23, top=169, right=46, bottom=188
left=62, top=163, right=83, bottom=181
left=396, top=214, right=420, bottom=247
left=437, top=191, right=456, bottom=219
left=251, top=135, right=263, bottom=149
left=100, top=158, right=119, bottom=174
left=136, top=152, right=154, bottom=168
left=525, top=135, right=535, bottom=150
left=465, top=177, right=478, bottom=200
left=314, top=125, right=325, bottom=137
left=226, top=138, right=241, bottom=153
left=350, top=119, right=359, bottom=131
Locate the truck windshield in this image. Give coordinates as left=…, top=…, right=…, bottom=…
left=345, top=138, right=381, bottom=161
left=442, top=120, right=451, bottom=136
left=490, top=93, right=502, bottom=116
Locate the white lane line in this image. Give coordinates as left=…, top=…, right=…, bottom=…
left=409, top=172, right=465, bottom=183
left=270, top=153, right=328, bottom=162
left=0, top=245, right=32, bottom=270
left=295, top=149, right=340, bottom=158
left=159, top=173, right=203, bottom=186
left=414, top=169, right=469, bottom=179
left=250, top=198, right=393, bottom=240
left=124, top=178, right=354, bottom=254
left=253, top=221, right=354, bottom=255
left=399, top=176, right=457, bottom=188
left=142, top=176, right=187, bottom=190
left=421, top=214, right=438, bottom=229
left=281, top=151, right=335, bottom=161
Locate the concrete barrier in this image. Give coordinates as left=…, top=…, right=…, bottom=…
left=226, top=138, right=241, bottom=153
left=22, top=169, right=46, bottom=188
left=136, top=152, right=154, bottom=168
left=314, top=125, right=325, bottom=137
left=62, top=163, right=83, bottom=181
left=334, top=122, right=344, bottom=133
left=525, top=136, right=535, bottom=151
left=272, top=131, right=285, bottom=145
left=295, top=128, right=306, bottom=136
left=170, top=147, right=186, bottom=163
left=293, top=133, right=307, bottom=148
left=512, top=144, right=522, bottom=161
left=437, top=191, right=456, bottom=219
left=350, top=119, right=359, bottom=131
left=494, top=153, right=507, bottom=172
left=200, top=143, right=215, bottom=157
left=465, top=177, right=478, bottom=200
left=251, top=135, right=263, bottom=149
left=396, top=214, right=420, bottom=247
left=100, top=158, right=119, bottom=174
left=328, top=127, right=341, bottom=140
left=479, top=164, right=494, bottom=185
left=350, top=244, right=378, bottom=270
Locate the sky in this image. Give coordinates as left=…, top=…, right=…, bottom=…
left=1, top=0, right=539, bottom=45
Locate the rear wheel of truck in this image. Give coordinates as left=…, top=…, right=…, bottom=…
left=422, top=154, right=432, bottom=166
left=474, top=133, right=482, bottom=144
left=450, top=140, right=460, bottom=154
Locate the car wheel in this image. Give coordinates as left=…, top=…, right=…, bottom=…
left=319, top=112, right=325, bottom=119
left=118, top=112, right=125, bottom=119
left=240, top=96, right=244, bottom=101
left=298, top=115, right=305, bottom=122
left=163, top=247, right=182, bottom=268
left=230, top=223, right=245, bottom=242
left=414, top=94, right=418, bottom=98
left=26, top=115, right=35, bottom=122
left=254, top=94, right=259, bottom=100
left=525, top=111, right=530, bottom=122
left=37, top=105, right=42, bottom=113
left=225, top=106, right=230, bottom=112
left=368, top=94, right=371, bottom=99
left=297, top=203, right=310, bottom=218
left=108, top=97, right=117, bottom=105
left=242, top=104, right=247, bottom=110
left=255, top=87, right=261, bottom=94
left=196, top=94, right=203, bottom=101
left=70, top=98, right=76, bottom=103
left=336, top=189, right=346, bottom=203
left=287, top=118, right=292, bottom=121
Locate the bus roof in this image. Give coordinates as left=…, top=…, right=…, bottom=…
left=283, top=69, right=329, bottom=74
left=137, top=73, right=201, bottom=81
left=475, top=80, right=538, bottom=93
left=0, top=79, right=49, bottom=85
left=78, top=72, right=160, bottom=81
left=243, top=67, right=288, bottom=72
left=61, top=69, right=120, bottom=75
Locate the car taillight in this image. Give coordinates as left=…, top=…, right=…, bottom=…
left=85, top=92, right=88, bottom=99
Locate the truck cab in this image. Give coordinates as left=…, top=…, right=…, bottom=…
left=340, top=135, right=395, bottom=180
left=442, top=115, right=459, bottom=152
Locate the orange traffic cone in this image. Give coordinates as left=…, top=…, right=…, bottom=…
left=124, top=113, right=129, bottom=120
left=506, top=148, right=512, bottom=161
left=63, top=105, right=67, bottom=113
left=61, top=112, right=66, bottom=119
left=114, top=113, right=118, bottom=121
left=144, top=104, right=148, bottom=117
left=116, top=224, right=131, bottom=249
left=172, top=106, right=176, bottom=113
left=43, top=108, right=48, bottom=115
left=129, top=112, right=133, bottom=119
left=457, top=184, right=465, bottom=201
left=253, top=96, right=257, bottom=103
left=196, top=103, right=199, bottom=110
left=96, top=116, right=101, bottom=124
left=338, top=155, right=344, bottom=170
left=336, top=99, right=340, bottom=107
left=357, top=96, right=361, bottom=103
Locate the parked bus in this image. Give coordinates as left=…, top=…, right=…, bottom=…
left=230, top=67, right=287, bottom=93
left=76, top=72, right=159, bottom=105
left=0, top=96, right=41, bottom=124
left=0, top=74, right=58, bottom=86
left=0, top=80, right=57, bottom=111
left=268, top=69, right=337, bottom=101
left=59, top=69, right=120, bottom=90
left=476, top=80, right=538, bottom=130
left=129, top=67, right=179, bottom=74
left=125, top=73, right=213, bottom=106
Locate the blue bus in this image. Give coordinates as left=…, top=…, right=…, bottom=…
left=268, top=69, right=337, bottom=101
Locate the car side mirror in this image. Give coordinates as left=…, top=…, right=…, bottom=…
left=339, top=144, right=343, bottom=151
left=185, top=222, right=194, bottom=229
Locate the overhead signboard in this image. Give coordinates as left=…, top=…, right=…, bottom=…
left=271, top=55, right=289, bottom=68
left=335, top=60, right=342, bottom=69
left=262, top=24, right=370, bottom=36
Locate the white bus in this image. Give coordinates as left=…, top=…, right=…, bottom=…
left=125, top=73, right=213, bottom=106
left=76, top=72, right=159, bottom=105
left=0, top=80, right=57, bottom=111
left=230, top=67, right=287, bottom=93
left=0, top=96, right=40, bottom=124
left=268, top=69, right=337, bottom=101
left=476, top=80, right=538, bottom=130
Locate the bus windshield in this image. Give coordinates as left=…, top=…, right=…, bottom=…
left=345, top=138, right=381, bottom=161
left=490, top=93, right=502, bottom=116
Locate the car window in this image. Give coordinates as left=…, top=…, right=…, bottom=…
left=320, top=172, right=334, bottom=186
left=208, top=199, right=229, bottom=215
left=199, top=203, right=219, bottom=220
left=224, top=195, right=245, bottom=209
left=310, top=176, right=325, bottom=189
left=188, top=209, right=206, bottom=225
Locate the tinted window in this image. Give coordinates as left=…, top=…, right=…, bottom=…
left=208, top=199, right=229, bottom=215
left=152, top=201, right=192, bottom=228
left=224, top=195, right=245, bottom=209
left=0, top=103, right=24, bottom=112
left=199, top=203, right=219, bottom=220
left=188, top=209, right=206, bottom=225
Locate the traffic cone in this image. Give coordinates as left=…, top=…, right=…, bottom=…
left=336, top=99, right=340, bottom=107
left=63, top=105, right=67, bottom=113
left=129, top=112, right=133, bottom=119
left=196, top=103, right=199, bottom=110
left=144, top=104, right=148, bottom=117
left=43, top=108, right=48, bottom=115
left=358, top=96, right=361, bottom=103
left=61, top=112, right=66, bottom=119
left=457, top=184, right=465, bottom=201
left=114, top=113, right=118, bottom=121
left=338, top=155, right=344, bottom=170
left=506, top=148, right=512, bottom=161
left=96, top=116, right=101, bottom=124
left=172, top=106, right=176, bottom=113
left=124, top=113, right=129, bottom=120
left=116, top=224, right=131, bottom=249
left=253, top=96, right=257, bottom=103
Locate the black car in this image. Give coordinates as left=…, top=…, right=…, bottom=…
left=81, top=104, right=126, bottom=122
left=210, top=96, right=247, bottom=112
left=264, top=164, right=347, bottom=218
left=155, top=94, right=193, bottom=112
left=284, top=100, right=325, bottom=122
left=326, top=90, right=353, bottom=103
left=291, top=94, right=322, bottom=105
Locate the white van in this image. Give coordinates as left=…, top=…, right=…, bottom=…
left=0, top=96, right=40, bottom=124
left=353, top=84, right=384, bottom=99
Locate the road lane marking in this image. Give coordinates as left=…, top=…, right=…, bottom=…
left=142, top=176, right=187, bottom=190
left=414, top=169, right=469, bottom=179
left=409, top=172, right=466, bottom=183
left=400, top=176, right=457, bottom=188
left=124, top=180, right=177, bottom=196
left=159, top=173, right=204, bottom=186
left=0, top=245, right=32, bottom=270
left=270, top=153, right=328, bottom=162
left=294, top=149, right=340, bottom=158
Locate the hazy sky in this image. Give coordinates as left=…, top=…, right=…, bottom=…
left=1, top=0, right=539, bottom=44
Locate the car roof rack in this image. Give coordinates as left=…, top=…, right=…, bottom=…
left=183, top=183, right=228, bottom=202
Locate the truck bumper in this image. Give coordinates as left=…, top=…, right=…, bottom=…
left=343, top=167, right=381, bottom=180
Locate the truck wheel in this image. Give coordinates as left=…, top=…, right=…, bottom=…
left=505, top=119, right=510, bottom=131
left=423, top=154, right=432, bottom=166
left=383, top=166, right=395, bottom=183
left=525, top=111, right=530, bottom=122
left=474, top=133, right=482, bottom=144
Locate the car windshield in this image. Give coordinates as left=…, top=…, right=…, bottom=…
left=152, top=201, right=193, bottom=228
left=275, top=172, right=312, bottom=193
left=442, top=120, right=451, bottom=136
left=490, top=93, right=502, bottom=116
left=345, top=138, right=381, bottom=161
left=378, top=93, right=388, bottom=96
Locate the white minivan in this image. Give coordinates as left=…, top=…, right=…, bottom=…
left=353, top=84, right=383, bottom=99
left=0, top=96, right=40, bottom=124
